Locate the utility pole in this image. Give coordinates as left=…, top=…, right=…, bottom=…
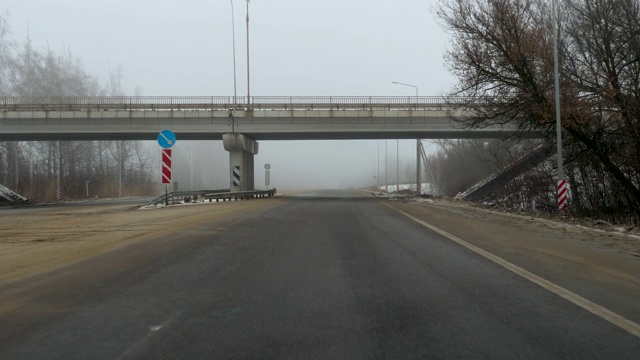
left=416, top=139, right=421, bottom=195
left=392, top=81, right=421, bottom=195
left=377, top=141, right=380, bottom=189
left=246, top=0, right=251, bottom=111
left=119, top=141, right=123, bottom=197
left=385, top=140, right=388, bottom=193
left=57, top=141, right=61, bottom=202
left=230, top=0, right=238, bottom=107
left=396, top=139, right=399, bottom=193
left=552, top=0, right=567, bottom=211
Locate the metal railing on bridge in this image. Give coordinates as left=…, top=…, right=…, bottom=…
left=0, top=96, right=491, bottom=112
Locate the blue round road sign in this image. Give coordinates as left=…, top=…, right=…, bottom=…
left=157, top=129, right=177, bottom=149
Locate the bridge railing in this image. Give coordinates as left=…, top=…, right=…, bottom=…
left=0, top=96, right=488, bottom=112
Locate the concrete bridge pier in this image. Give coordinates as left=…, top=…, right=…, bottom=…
left=222, top=133, right=259, bottom=191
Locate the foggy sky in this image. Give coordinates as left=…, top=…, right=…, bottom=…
left=3, top=0, right=455, bottom=189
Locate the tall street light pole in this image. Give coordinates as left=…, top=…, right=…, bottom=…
left=230, top=0, right=238, bottom=107
left=552, top=0, right=565, bottom=211
left=392, top=81, right=421, bottom=195
left=396, top=138, right=399, bottom=193
left=392, top=81, right=418, bottom=101
left=385, top=140, right=388, bottom=193
left=246, top=0, right=251, bottom=111
left=377, top=141, right=380, bottom=189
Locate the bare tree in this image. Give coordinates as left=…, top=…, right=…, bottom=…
left=437, top=0, right=640, bottom=222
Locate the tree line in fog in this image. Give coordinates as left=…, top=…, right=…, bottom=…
left=0, top=12, right=157, bottom=201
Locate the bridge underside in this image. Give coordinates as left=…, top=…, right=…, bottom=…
left=0, top=130, right=526, bottom=142
left=1, top=107, right=539, bottom=192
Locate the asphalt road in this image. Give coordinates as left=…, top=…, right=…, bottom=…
left=0, top=190, right=638, bottom=359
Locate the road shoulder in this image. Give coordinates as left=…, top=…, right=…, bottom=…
left=385, top=199, right=640, bottom=324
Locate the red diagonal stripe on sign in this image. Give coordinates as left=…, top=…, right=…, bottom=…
left=162, top=149, right=172, bottom=168
left=162, top=166, right=172, bottom=178
left=161, top=149, right=172, bottom=184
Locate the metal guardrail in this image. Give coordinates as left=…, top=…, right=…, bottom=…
left=147, top=189, right=276, bottom=207
left=0, top=96, right=489, bottom=112
left=205, top=189, right=277, bottom=202
left=148, top=189, right=230, bottom=207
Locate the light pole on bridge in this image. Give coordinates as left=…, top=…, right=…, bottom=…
left=230, top=0, right=238, bottom=107
left=392, top=81, right=421, bottom=195
left=246, top=0, right=251, bottom=111
left=392, top=81, right=418, bottom=102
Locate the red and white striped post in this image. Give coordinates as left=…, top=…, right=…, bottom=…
left=552, top=0, right=567, bottom=213
left=557, top=179, right=568, bottom=211
left=162, top=149, right=172, bottom=206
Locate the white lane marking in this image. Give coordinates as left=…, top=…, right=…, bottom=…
left=116, top=310, right=183, bottom=360
left=389, top=205, right=640, bottom=338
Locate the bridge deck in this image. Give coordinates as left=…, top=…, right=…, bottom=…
left=0, top=96, right=526, bottom=141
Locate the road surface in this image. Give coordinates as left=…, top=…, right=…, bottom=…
left=0, top=190, right=638, bottom=359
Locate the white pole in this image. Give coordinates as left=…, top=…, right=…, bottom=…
left=246, top=0, right=251, bottom=111
left=385, top=140, right=388, bottom=192
left=57, top=141, right=61, bottom=201
left=392, top=81, right=421, bottom=194
left=230, top=0, right=238, bottom=107
left=377, top=141, right=380, bottom=189
left=118, top=141, right=122, bottom=197
left=416, top=139, right=421, bottom=194
left=396, top=139, right=399, bottom=192
left=553, top=0, right=563, bottom=182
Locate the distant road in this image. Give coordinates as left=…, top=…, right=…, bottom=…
left=0, top=190, right=638, bottom=359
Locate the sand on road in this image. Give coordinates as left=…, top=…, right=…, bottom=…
left=0, top=199, right=281, bottom=285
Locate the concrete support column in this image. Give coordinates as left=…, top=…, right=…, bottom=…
left=223, top=133, right=259, bottom=191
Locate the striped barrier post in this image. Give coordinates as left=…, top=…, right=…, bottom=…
left=162, top=149, right=172, bottom=206
left=233, top=166, right=241, bottom=187
left=162, top=149, right=172, bottom=184
left=558, top=179, right=568, bottom=210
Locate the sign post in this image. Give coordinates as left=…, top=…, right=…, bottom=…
left=264, top=163, right=271, bottom=189
left=158, top=130, right=176, bottom=206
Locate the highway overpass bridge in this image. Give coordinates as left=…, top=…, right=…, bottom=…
left=1, top=96, right=531, bottom=191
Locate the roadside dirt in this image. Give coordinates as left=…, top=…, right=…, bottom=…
left=410, top=198, right=640, bottom=256
left=0, top=199, right=281, bottom=285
